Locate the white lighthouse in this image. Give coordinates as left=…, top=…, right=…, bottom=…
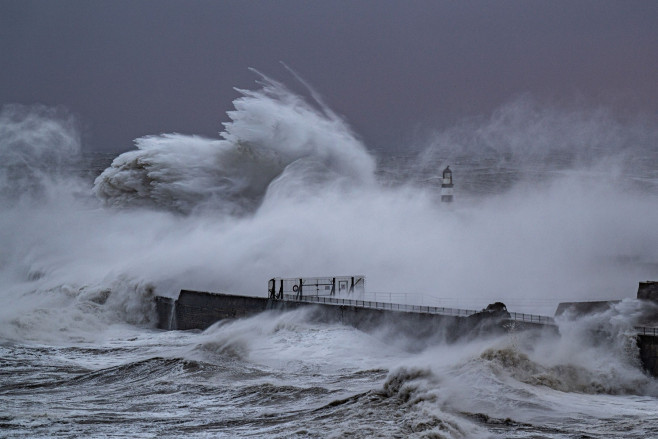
left=441, top=165, right=453, bottom=202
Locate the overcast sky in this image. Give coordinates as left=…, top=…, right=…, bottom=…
left=1, top=0, right=657, bottom=153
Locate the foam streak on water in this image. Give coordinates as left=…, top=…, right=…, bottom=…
left=1, top=78, right=658, bottom=437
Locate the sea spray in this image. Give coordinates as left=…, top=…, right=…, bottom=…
left=0, top=104, right=84, bottom=205
left=94, top=75, right=375, bottom=215
left=417, top=96, right=658, bottom=198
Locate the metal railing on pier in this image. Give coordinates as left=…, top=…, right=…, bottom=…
left=282, top=295, right=658, bottom=335
left=283, top=294, right=477, bottom=317
left=508, top=312, right=555, bottom=325
left=282, top=294, right=556, bottom=325
left=636, top=326, right=658, bottom=337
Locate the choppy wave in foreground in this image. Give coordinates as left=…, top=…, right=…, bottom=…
left=2, top=308, right=657, bottom=438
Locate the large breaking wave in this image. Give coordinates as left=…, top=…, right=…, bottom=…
left=93, top=75, right=375, bottom=215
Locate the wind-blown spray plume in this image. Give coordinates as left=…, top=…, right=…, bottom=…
left=93, top=75, right=375, bottom=215
left=0, top=104, right=82, bottom=204
left=417, top=96, right=658, bottom=196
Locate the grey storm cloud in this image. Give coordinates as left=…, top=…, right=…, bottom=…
left=1, top=0, right=657, bottom=152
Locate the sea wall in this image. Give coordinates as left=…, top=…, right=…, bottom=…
left=156, top=289, right=657, bottom=376
left=638, top=281, right=658, bottom=302
left=156, top=290, right=271, bottom=330
left=155, top=290, right=520, bottom=342
left=638, top=333, right=658, bottom=377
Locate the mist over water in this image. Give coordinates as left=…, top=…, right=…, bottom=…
left=2, top=77, right=658, bottom=335
left=1, top=77, right=658, bottom=437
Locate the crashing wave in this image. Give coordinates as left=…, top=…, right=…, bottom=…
left=93, top=76, right=376, bottom=215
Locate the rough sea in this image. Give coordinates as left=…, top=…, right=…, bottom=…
left=2, top=77, right=658, bottom=438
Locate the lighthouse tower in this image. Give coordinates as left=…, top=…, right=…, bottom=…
left=441, top=166, right=453, bottom=202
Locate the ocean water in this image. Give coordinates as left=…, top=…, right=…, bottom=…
left=1, top=77, right=658, bottom=438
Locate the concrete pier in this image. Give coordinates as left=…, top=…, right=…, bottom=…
left=554, top=281, right=658, bottom=377
left=156, top=291, right=271, bottom=331
left=155, top=282, right=658, bottom=377
left=155, top=290, right=550, bottom=342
